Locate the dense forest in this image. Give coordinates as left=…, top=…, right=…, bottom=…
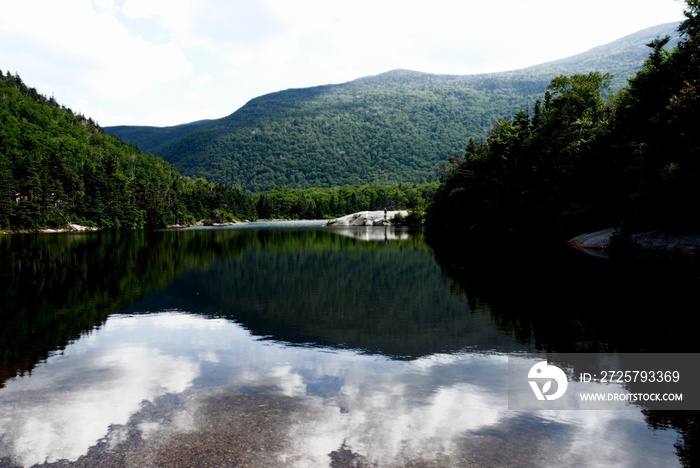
left=0, top=70, right=432, bottom=232
left=426, top=1, right=700, bottom=243
left=253, top=183, right=436, bottom=221
left=0, top=71, right=257, bottom=230
left=106, top=22, right=680, bottom=193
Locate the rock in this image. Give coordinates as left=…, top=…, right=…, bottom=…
left=68, top=223, right=90, bottom=231
left=36, top=223, right=98, bottom=234
left=326, top=211, right=408, bottom=227
left=568, top=228, right=700, bottom=258
left=567, top=228, right=616, bottom=250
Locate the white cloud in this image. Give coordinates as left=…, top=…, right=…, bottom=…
left=120, top=0, right=195, bottom=32
left=0, top=0, right=688, bottom=126
left=0, top=0, right=191, bottom=123
left=0, top=344, right=199, bottom=466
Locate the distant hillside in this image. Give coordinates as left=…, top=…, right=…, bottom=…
left=105, top=119, right=213, bottom=155
left=107, top=22, right=681, bottom=193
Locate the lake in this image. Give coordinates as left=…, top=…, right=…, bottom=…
left=1, top=222, right=698, bottom=467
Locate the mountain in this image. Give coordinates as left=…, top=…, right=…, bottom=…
left=106, top=22, right=682, bottom=193
left=424, top=13, right=700, bottom=243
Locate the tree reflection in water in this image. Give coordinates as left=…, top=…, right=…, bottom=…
left=1, top=226, right=698, bottom=466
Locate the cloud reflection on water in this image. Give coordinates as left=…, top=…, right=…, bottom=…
left=0, top=332, right=199, bottom=466
left=0, top=312, right=681, bottom=467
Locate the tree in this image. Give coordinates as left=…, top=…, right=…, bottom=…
left=609, top=0, right=700, bottom=231
left=0, top=71, right=257, bottom=231
left=427, top=72, right=614, bottom=240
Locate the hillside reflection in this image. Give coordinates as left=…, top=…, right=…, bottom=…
left=1, top=225, right=699, bottom=466
left=426, top=234, right=700, bottom=353
left=125, top=226, right=527, bottom=358
left=426, top=233, right=700, bottom=468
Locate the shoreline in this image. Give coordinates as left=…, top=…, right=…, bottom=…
left=0, top=223, right=101, bottom=235
left=6, top=219, right=700, bottom=260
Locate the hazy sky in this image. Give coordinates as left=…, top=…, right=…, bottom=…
left=0, top=0, right=688, bottom=127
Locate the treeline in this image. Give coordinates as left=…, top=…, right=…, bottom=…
left=427, top=1, right=700, bottom=242
left=254, top=183, right=436, bottom=220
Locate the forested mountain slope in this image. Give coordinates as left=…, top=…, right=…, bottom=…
left=0, top=72, right=254, bottom=231
left=426, top=7, right=700, bottom=242
left=107, top=22, right=681, bottom=193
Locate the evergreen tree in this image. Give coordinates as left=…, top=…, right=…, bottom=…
left=427, top=0, right=700, bottom=240
left=0, top=70, right=256, bottom=231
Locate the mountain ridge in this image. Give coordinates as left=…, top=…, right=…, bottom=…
left=107, top=22, right=682, bottom=193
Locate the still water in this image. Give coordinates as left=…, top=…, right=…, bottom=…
left=0, top=223, right=698, bottom=467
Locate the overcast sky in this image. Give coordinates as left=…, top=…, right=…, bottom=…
left=0, top=0, right=688, bottom=127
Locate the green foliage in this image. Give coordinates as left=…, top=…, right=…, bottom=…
left=610, top=1, right=700, bottom=232
left=427, top=2, right=700, bottom=239
left=106, top=23, right=680, bottom=193
left=252, top=183, right=437, bottom=220
left=105, top=120, right=214, bottom=153
left=0, top=71, right=255, bottom=231
left=426, top=69, right=620, bottom=238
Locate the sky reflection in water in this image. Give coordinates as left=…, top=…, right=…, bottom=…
left=0, top=312, right=680, bottom=467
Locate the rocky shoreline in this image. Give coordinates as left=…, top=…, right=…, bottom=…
left=1, top=220, right=252, bottom=235
left=568, top=228, right=700, bottom=258
left=7, top=219, right=700, bottom=261
left=0, top=223, right=102, bottom=235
